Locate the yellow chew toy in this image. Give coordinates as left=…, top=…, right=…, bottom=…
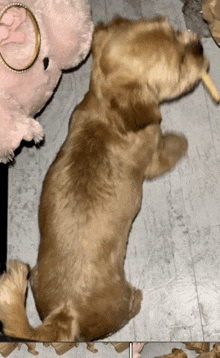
left=202, top=73, right=220, bottom=103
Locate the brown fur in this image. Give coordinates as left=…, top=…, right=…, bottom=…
left=0, top=16, right=209, bottom=342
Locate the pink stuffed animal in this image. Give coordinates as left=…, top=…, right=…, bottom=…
left=133, top=343, right=145, bottom=358
left=0, top=0, right=93, bottom=163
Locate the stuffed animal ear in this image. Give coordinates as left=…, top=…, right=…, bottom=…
left=0, top=4, right=40, bottom=71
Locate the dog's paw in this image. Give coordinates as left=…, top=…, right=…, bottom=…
left=162, top=133, right=188, bottom=159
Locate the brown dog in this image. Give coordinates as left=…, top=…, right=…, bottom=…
left=0, top=16, right=209, bottom=342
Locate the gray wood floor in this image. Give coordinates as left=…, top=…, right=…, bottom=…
left=8, top=0, right=220, bottom=342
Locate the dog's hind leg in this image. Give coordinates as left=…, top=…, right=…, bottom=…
left=0, top=260, right=79, bottom=342
left=0, top=260, right=35, bottom=339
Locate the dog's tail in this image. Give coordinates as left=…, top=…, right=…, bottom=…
left=0, top=260, right=78, bottom=342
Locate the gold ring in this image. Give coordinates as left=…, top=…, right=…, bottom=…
left=0, top=3, right=41, bottom=72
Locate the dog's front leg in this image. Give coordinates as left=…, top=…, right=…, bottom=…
left=144, top=130, right=188, bottom=180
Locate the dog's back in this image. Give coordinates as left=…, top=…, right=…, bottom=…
left=32, top=105, right=145, bottom=340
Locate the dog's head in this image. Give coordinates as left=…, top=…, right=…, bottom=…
left=90, top=17, right=209, bottom=132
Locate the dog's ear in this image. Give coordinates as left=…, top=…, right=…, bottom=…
left=92, top=17, right=132, bottom=57
left=108, top=81, right=162, bottom=132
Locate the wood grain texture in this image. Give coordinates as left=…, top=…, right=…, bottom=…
left=8, top=0, right=220, bottom=342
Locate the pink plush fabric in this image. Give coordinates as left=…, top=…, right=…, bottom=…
left=133, top=343, right=145, bottom=358
left=0, top=6, right=26, bottom=45
left=0, top=0, right=93, bottom=163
